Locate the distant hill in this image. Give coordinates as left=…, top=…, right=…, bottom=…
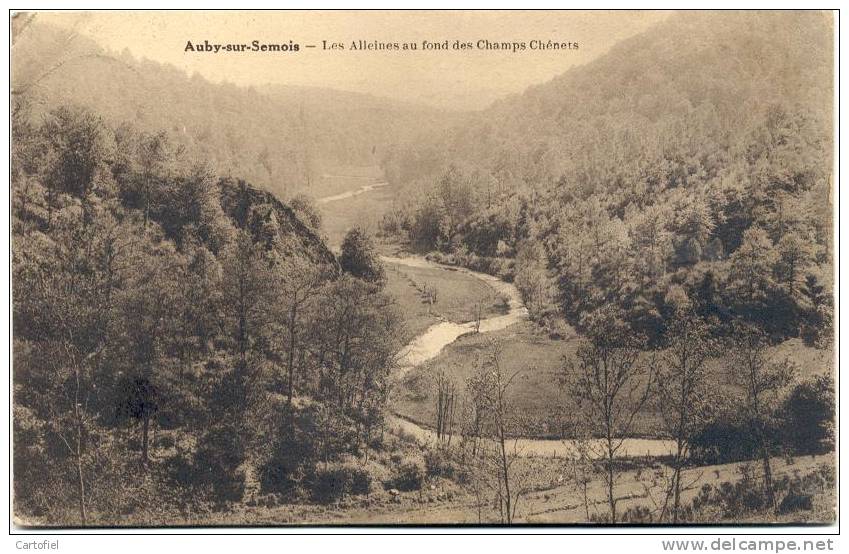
left=11, top=21, right=455, bottom=200
left=383, top=10, right=833, bottom=194
left=381, top=10, right=834, bottom=346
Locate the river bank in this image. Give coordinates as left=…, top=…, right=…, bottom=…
left=383, top=252, right=675, bottom=459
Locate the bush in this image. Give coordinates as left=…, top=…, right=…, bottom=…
left=193, top=424, right=246, bottom=502
left=688, top=479, right=764, bottom=519
left=154, top=379, right=208, bottom=430
left=156, top=434, right=176, bottom=449
left=340, top=227, right=385, bottom=283
left=778, top=491, right=813, bottom=514
left=260, top=403, right=361, bottom=495
left=424, top=448, right=456, bottom=479
left=310, top=463, right=373, bottom=503
left=311, top=466, right=349, bottom=503
left=621, top=505, right=654, bottom=523
left=163, top=452, right=197, bottom=488
left=347, top=465, right=373, bottom=495
left=781, top=375, right=834, bottom=455
left=386, top=460, right=424, bottom=491
left=689, top=419, right=770, bottom=465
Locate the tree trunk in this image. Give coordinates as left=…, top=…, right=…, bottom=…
left=287, top=306, right=297, bottom=404
left=672, top=435, right=685, bottom=523
left=606, top=433, right=617, bottom=523
left=762, top=447, right=776, bottom=511
left=76, top=452, right=87, bottom=525
left=238, top=311, right=247, bottom=362
left=673, top=465, right=682, bottom=524
left=73, top=367, right=87, bottom=525
left=142, top=413, right=150, bottom=467
left=498, top=423, right=512, bottom=523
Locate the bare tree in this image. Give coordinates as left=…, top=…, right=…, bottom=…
left=655, top=309, right=716, bottom=523
left=726, top=325, right=795, bottom=512
left=17, top=206, right=116, bottom=524
left=464, top=341, right=526, bottom=523
left=278, top=255, right=323, bottom=404
left=563, top=307, right=654, bottom=523
left=560, top=416, right=596, bottom=521
left=434, top=368, right=457, bottom=444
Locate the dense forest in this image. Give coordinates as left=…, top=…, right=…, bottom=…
left=11, top=19, right=456, bottom=200
left=12, top=97, right=407, bottom=523
left=380, top=11, right=833, bottom=347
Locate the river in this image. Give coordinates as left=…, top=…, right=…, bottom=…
left=316, top=181, right=390, bottom=204
left=383, top=254, right=528, bottom=377
left=382, top=255, right=675, bottom=459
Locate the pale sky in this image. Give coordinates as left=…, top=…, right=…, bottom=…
left=30, top=10, right=671, bottom=110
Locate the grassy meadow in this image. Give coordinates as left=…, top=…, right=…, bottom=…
left=393, top=319, right=834, bottom=439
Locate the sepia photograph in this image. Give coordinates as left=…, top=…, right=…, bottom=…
left=8, top=9, right=837, bottom=530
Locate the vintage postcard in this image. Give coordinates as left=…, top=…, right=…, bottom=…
left=10, top=9, right=836, bottom=528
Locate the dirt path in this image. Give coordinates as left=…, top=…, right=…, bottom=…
left=291, top=454, right=832, bottom=525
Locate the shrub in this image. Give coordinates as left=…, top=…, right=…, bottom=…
left=340, top=227, right=385, bottom=283
left=347, top=465, right=373, bottom=495
left=424, top=448, right=456, bottom=479
left=156, top=434, right=176, bottom=449
left=387, top=460, right=424, bottom=491
left=780, top=375, right=835, bottom=455
left=778, top=491, right=813, bottom=514
left=310, top=463, right=373, bottom=502
left=621, top=505, right=654, bottom=523
left=163, top=452, right=197, bottom=488
left=154, top=379, right=208, bottom=430
left=193, top=424, right=247, bottom=502
left=260, top=403, right=361, bottom=495
left=689, top=418, right=777, bottom=465
left=311, top=466, right=350, bottom=503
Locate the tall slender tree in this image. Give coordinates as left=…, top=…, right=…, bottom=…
left=564, top=306, right=654, bottom=523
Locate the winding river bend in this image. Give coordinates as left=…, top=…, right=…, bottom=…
left=320, top=180, right=675, bottom=459
left=316, top=181, right=390, bottom=204
left=383, top=254, right=529, bottom=377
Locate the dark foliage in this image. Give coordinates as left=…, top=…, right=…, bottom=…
left=339, top=227, right=385, bottom=284
left=780, top=375, right=835, bottom=455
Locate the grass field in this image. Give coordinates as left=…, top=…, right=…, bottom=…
left=393, top=319, right=835, bottom=439
left=312, top=168, right=396, bottom=249
left=384, top=260, right=509, bottom=344
left=392, top=319, right=590, bottom=437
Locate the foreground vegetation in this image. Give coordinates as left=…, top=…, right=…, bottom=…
left=12, top=102, right=404, bottom=525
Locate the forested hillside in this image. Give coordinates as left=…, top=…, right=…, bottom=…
left=11, top=20, right=454, bottom=200
left=12, top=101, right=404, bottom=524
left=381, top=10, right=834, bottom=346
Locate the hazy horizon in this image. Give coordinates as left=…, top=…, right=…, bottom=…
left=21, top=10, right=672, bottom=110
